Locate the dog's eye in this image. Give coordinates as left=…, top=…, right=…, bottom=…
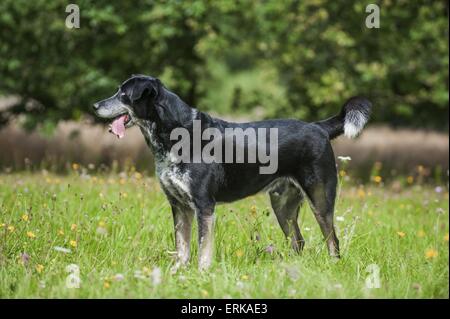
left=119, top=92, right=130, bottom=103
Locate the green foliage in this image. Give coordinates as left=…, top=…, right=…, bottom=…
left=249, top=0, right=449, bottom=127
left=0, top=0, right=214, bottom=129
left=0, top=0, right=448, bottom=130
left=199, top=61, right=289, bottom=116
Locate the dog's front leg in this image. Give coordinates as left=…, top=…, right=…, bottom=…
left=171, top=205, right=194, bottom=272
left=197, top=207, right=215, bottom=271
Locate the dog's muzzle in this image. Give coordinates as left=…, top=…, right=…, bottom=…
left=93, top=96, right=134, bottom=139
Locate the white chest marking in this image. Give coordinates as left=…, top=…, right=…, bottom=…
left=156, top=155, right=193, bottom=205
left=139, top=121, right=194, bottom=206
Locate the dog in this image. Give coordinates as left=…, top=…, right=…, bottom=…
left=93, top=75, right=371, bottom=270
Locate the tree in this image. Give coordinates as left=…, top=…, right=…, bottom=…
left=0, top=0, right=215, bottom=130
left=0, top=1, right=448, bottom=131
left=252, top=0, right=449, bottom=128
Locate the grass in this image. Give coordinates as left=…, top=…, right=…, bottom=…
left=0, top=171, right=448, bottom=298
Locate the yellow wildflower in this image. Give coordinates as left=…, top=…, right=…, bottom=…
left=357, top=188, right=366, bottom=199
left=397, top=231, right=406, bottom=238
left=26, top=231, right=36, bottom=239
left=339, top=170, right=346, bottom=177
left=373, top=176, right=382, bottom=183
left=70, top=224, right=77, bottom=231
left=417, top=230, right=426, bottom=238
left=406, top=176, right=414, bottom=184
left=201, top=289, right=209, bottom=297
left=58, top=229, right=64, bottom=236
left=70, top=240, right=77, bottom=248
left=235, top=249, right=244, bottom=257
left=98, top=220, right=106, bottom=227
left=444, top=233, right=449, bottom=242
left=21, top=214, right=29, bottom=222
left=103, top=280, right=111, bottom=289
left=7, top=225, right=15, bottom=232
left=36, top=264, right=44, bottom=273
left=241, top=275, right=249, bottom=281
left=425, top=248, right=438, bottom=259
left=72, top=163, right=79, bottom=170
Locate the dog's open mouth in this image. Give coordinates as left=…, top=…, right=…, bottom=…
left=108, top=113, right=132, bottom=139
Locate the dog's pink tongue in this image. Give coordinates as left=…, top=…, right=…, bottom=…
left=110, top=115, right=127, bottom=139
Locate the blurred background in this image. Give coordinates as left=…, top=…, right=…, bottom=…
left=0, top=0, right=448, bottom=183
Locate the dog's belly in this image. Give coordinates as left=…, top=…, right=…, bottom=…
left=214, top=155, right=300, bottom=202
left=215, top=172, right=280, bottom=203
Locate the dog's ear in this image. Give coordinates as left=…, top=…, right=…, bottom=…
left=154, top=96, right=193, bottom=130
left=130, top=79, right=155, bottom=103
left=130, top=79, right=161, bottom=101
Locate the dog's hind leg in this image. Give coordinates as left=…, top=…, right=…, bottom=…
left=269, top=179, right=305, bottom=253
left=171, top=204, right=194, bottom=271
left=296, top=144, right=340, bottom=258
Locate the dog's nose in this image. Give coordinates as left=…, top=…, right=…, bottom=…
left=92, top=102, right=99, bottom=110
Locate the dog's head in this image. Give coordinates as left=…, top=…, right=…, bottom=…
left=93, top=75, right=162, bottom=138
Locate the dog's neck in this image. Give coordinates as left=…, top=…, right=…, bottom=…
left=136, top=85, right=229, bottom=162
left=137, top=87, right=199, bottom=155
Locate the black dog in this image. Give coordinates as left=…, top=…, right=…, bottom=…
left=93, top=75, right=371, bottom=270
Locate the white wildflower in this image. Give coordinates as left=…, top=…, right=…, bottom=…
left=113, top=273, right=125, bottom=282
left=337, top=156, right=352, bottom=162
left=54, top=246, right=72, bottom=254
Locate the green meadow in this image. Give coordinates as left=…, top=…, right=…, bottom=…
left=0, top=170, right=448, bottom=298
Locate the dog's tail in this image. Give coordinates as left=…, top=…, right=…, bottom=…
left=315, top=96, right=372, bottom=139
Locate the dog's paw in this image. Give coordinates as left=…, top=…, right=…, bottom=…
left=169, top=262, right=187, bottom=275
